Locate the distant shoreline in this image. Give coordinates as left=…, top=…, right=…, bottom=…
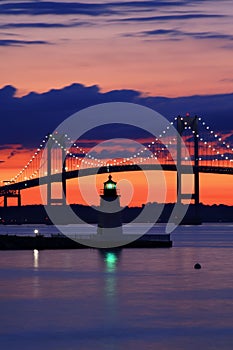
left=0, top=203, right=232, bottom=224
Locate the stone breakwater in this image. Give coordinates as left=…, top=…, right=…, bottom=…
left=0, top=234, right=172, bottom=250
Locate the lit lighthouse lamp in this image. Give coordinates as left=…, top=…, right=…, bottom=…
left=104, top=175, right=117, bottom=196
left=97, top=175, right=123, bottom=236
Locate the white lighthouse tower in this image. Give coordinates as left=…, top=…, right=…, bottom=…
left=97, top=175, right=122, bottom=236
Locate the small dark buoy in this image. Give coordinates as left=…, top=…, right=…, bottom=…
left=194, top=263, right=201, bottom=270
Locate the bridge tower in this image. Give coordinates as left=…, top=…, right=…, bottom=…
left=47, top=134, right=67, bottom=206
left=177, top=114, right=201, bottom=223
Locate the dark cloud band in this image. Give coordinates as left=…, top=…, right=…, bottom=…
left=0, top=21, right=88, bottom=29
left=126, top=28, right=233, bottom=42
left=117, top=13, right=225, bottom=23
left=0, top=0, right=217, bottom=17
left=0, top=83, right=232, bottom=147
left=0, top=39, right=50, bottom=46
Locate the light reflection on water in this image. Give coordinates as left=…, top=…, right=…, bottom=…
left=0, top=225, right=232, bottom=349
left=33, top=249, right=39, bottom=269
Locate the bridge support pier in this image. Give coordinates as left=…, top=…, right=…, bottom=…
left=3, top=189, right=21, bottom=208
left=177, top=115, right=202, bottom=224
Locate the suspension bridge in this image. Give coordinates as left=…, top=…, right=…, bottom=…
left=0, top=115, right=232, bottom=210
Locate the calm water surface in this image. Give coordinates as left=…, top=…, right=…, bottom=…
left=0, top=224, right=233, bottom=350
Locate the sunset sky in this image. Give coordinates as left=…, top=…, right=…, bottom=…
left=0, top=0, right=232, bottom=206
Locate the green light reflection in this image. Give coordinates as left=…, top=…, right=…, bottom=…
left=105, top=252, right=118, bottom=273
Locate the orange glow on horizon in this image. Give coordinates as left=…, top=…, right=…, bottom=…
left=1, top=142, right=233, bottom=207
left=1, top=172, right=232, bottom=207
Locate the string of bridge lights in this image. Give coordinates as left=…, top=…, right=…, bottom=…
left=61, top=133, right=149, bottom=167
left=121, top=116, right=233, bottom=164
left=5, top=136, right=48, bottom=184
left=62, top=133, right=107, bottom=168
left=83, top=119, right=177, bottom=166
left=2, top=115, right=233, bottom=186
left=64, top=115, right=233, bottom=166
left=4, top=133, right=107, bottom=184
left=184, top=116, right=233, bottom=162
left=119, top=120, right=176, bottom=164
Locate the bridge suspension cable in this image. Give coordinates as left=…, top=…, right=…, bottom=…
left=1, top=115, right=233, bottom=188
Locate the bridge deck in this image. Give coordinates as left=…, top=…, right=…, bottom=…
left=0, top=164, right=232, bottom=194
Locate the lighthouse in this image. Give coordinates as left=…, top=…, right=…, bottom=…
left=97, top=175, right=122, bottom=236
